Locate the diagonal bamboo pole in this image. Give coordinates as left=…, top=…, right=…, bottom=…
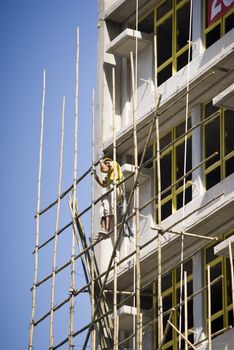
left=28, top=69, right=46, bottom=350
left=112, top=67, right=119, bottom=350
left=130, top=51, right=142, bottom=350
left=158, top=308, right=175, bottom=350
left=91, top=89, right=96, bottom=350
left=69, top=26, right=79, bottom=350
left=49, top=96, right=65, bottom=349
left=168, top=320, right=196, bottom=350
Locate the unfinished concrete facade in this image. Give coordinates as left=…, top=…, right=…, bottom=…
left=95, top=0, right=234, bottom=349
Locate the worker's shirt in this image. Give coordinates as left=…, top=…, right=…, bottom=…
left=103, top=161, right=123, bottom=192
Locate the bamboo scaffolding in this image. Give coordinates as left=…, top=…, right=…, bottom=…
left=49, top=96, right=65, bottom=349
left=35, top=112, right=219, bottom=254
left=91, top=89, right=96, bottom=350
left=117, top=275, right=223, bottom=348
left=81, top=87, right=162, bottom=350
left=35, top=70, right=215, bottom=219
left=34, top=176, right=221, bottom=293
left=207, top=264, right=212, bottom=350
left=28, top=69, right=46, bottom=350
left=130, top=50, right=142, bottom=350
left=228, top=240, right=234, bottom=324
left=69, top=26, right=79, bottom=350
left=112, top=67, right=119, bottom=350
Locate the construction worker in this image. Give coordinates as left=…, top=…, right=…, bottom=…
left=92, top=156, right=124, bottom=237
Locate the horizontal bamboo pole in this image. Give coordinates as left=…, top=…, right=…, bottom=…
left=36, top=70, right=215, bottom=218
left=164, top=229, right=219, bottom=241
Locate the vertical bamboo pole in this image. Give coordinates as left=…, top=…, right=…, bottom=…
left=228, top=241, right=234, bottom=324
left=207, top=265, right=212, bottom=350
left=49, top=96, right=65, bottom=349
left=29, top=69, right=46, bottom=350
left=112, top=67, right=119, bottom=350
left=184, top=270, right=188, bottom=350
left=91, top=89, right=96, bottom=350
left=69, top=26, right=79, bottom=350
left=154, top=33, right=163, bottom=346
left=130, top=51, right=142, bottom=350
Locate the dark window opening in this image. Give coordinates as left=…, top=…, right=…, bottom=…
left=210, top=263, right=223, bottom=313
left=162, top=271, right=172, bottom=292
left=228, top=309, right=234, bottom=327
left=206, top=243, right=217, bottom=264
left=211, top=315, right=224, bottom=334
left=176, top=186, right=192, bottom=210
left=206, top=166, right=221, bottom=190
left=138, top=11, right=154, bottom=34
left=157, top=17, right=172, bottom=66
left=206, top=24, right=221, bottom=48
left=160, top=132, right=172, bottom=150
left=160, top=152, right=172, bottom=197
left=224, top=109, right=234, bottom=155
left=204, top=101, right=219, bottom=119
left=225, top=157, right=234, bottom=177
left=176, top=138, right=192, bottom=183
left=205, top=118, right=220, bottom=168
left=138, top=145, right=153, bottom=168
left=176, top=118, right=192, bottom=138
left=157, top=0, right=172, bottom=21
left=225, top=12, right=234, bottom=33
left=176, top=2, right=191, bottom=51
left=161, top=200, right=172, bottom=220
left=158, top=64, right=172, bottom=85
left=177, top=48, right=192, bottom=71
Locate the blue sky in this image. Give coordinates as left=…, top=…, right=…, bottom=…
left=1, top=1, right=98, bottom=348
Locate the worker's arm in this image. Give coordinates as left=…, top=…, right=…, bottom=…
left=91, top=168, right=107, bottom=188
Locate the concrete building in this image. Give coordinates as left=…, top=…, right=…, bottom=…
left=95, top=0, right=234, bottom=349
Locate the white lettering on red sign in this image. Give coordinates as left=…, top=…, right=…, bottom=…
left=208, top=0, right=234, bottom=26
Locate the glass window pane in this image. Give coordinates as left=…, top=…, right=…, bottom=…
left=206, top=166, right=221, bottom=190
left=176, top=2, right=191, bottom=51
left=138, top=11, right=154, bottom=33
left=225, top=157, right=234, bottom=177
left=225, top=12, right=234, bottom=33
left=158, top=64, right=172, bottom=85
left=176, top=186, right=192, bottom=210
left=225, top=109, right=234, bottom=155
left=206, top=25, right=221, bottom=48
left=176, top=118, right=191, bottom=137
left=157, top=17, right=172, bottom=66
left=161, top=200, right=172, bottom=220
left=211, top=315, right=223, bottom=334
left=161, top=152, right=172, bottom=193
left=205, top=118, right=220, bottom=168
left=204, top=101, right=219, bottom=119
left=160, top=132, right=172, bottom=150
left=157, top=0, right=172, bottom=21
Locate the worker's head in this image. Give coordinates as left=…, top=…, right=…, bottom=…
left=100, top=157, right=112, bottom=173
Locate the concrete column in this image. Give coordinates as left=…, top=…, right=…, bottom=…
left=191, top=104, right=205, bottom=198
left=193, top=252, right=206, bottom=346
left=121, top=57, right=130, bottom=127
left=192, top=0, right=205, bottom=59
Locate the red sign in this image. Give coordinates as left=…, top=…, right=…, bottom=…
left=207, top=0, right=234, bottom=26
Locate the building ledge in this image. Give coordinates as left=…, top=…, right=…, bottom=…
left=214, top=235, right=234, bottom=258
left=106, top=28, right=151, bottom=57
left=213, top=83, right=234, bottom=110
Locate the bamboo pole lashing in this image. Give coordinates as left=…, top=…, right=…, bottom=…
left=29, top=69, right=46, bottom=350
left=35, top=70, right=215, bottom=219
left=49, top=96, right=65, bottom=349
